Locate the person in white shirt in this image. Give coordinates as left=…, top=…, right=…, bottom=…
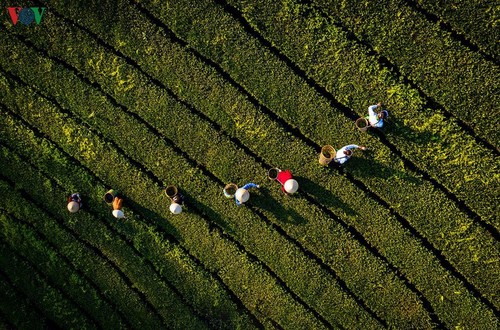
left=368, top=102, right=388, bottom=128
left=334, top=145, right=367, bottom=165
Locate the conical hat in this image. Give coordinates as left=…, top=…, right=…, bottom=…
left=67, top=201, right=80, bottom=213
left=284, top=179, right=299, bottom=194
left=235, top=188, right=250, bottom=203
left=112, top=209, right=125, bottom=218
left=170, top=203, right=182, bottom=214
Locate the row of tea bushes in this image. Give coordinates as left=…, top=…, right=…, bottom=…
left=414, top=0, right=499, bottom=60
left=30, top=0, right=496, bottom=326
left=0, top=144, right=200, bottom=329
left=0, top=239, right=95, bottom=329
left=125, top=0, right=499, bottom=315
left=313, top=0, right=499, bottom=146
left=0, top=76, right=326, bottom=328
left=0, top=37, right=385, bottom=326
left=3, top=13, right=448, bottom=328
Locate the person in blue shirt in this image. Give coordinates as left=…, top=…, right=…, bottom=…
left=367, top=102, right=389, bottom=128
left=334, top=145, right=367, bottom=165
left=234, top=183, right=259, bottom=206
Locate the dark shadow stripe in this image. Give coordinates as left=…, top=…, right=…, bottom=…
left=0, top=96, right=263, bottom=329
left=132, top=1, right=498, bottom=319
left=212, top=0, right=498, bottom=238
left=8, top=25, right=383, bottom=328
left=0, top=140, right=216, bottom=330
left=268, top=318, right=286, bottom=330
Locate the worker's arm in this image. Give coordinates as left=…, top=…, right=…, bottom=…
left=345, top=144, right=367, bottom=151
left=241, top=183, right=259, bottom=190
left=368, top=104, right=378, bottom=117
left=344, top=144, right=359, bottom=151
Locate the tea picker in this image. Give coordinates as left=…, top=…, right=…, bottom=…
left=164, top=185, right=185, bottom=214
left=268, top=168, right=299, bottom=195
left=104, top=189, right=125, bottom=218
left=368, top=102, right=388, bottom=127
left=334, top=145, right=367, bottom=165
left=355, top=102, right=389, bottom=131
left=223, top=182, right=260, bottom=206
left=67, top=192, right=83, bottom=213
left=235, top=183, right=260, bottom=206
left=112, top=196, right=125, bottom=218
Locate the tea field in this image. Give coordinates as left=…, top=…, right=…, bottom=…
left=0, top=0, right=498, bottom=329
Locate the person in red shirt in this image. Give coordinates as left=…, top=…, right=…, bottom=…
left=274, top=169, right=299, bottom=195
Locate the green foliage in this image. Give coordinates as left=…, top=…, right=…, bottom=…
left=415, top=0, right=499, bottom=59
left=3, top=6, right=408, bottom=329
left=0, top=241, right=93, bottom=329
left=3, top=8, right=432, bottom=328
left=0, top=80, right=324, bottom=328
left=313, top=0, right=500, bottom=145
left=0, top=271, right=49, bottom=329
left=219, top=0, right=499, bottom=229
left=0, top=208, right=127, bottom=329
left=0, top=0, right=498, bottom=329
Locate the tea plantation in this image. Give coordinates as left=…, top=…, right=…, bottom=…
left=0, top=0, right=498, bottom=329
